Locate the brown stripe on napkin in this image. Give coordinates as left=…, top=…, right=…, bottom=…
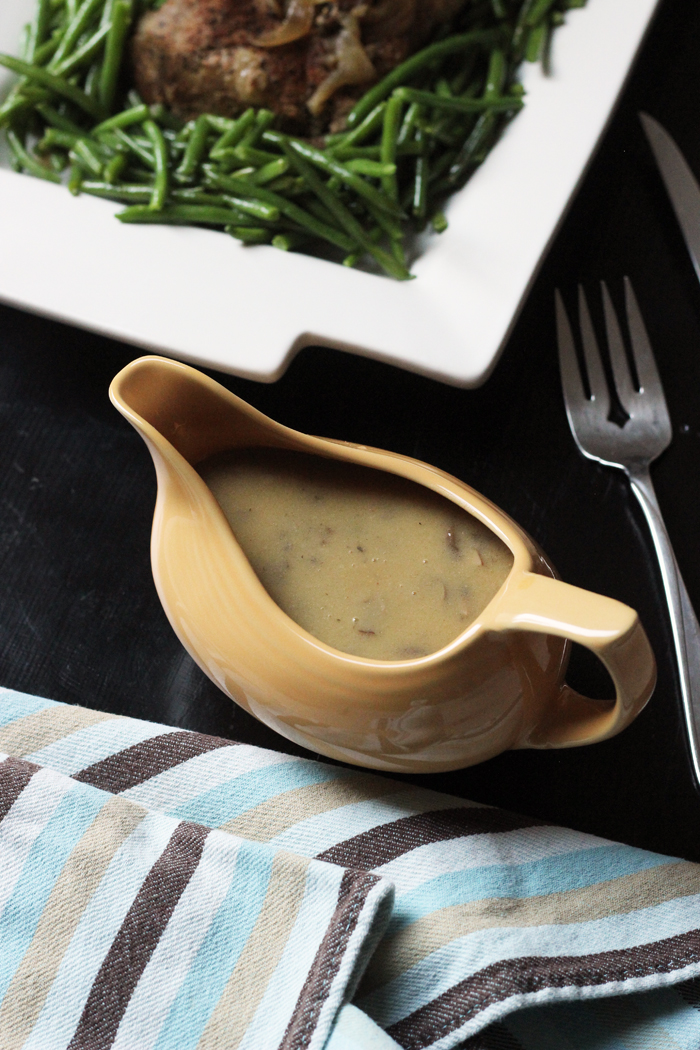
left=279, top=870, right=383, bottom=1050
left=0, top=757, right=40, bottom=821
left=67, top=820, right=209, bottom=1050
left=317, top=808, right=544, bottom=869
left=73, top=731, right=236, bottom=793
left=386, top=928, right=700, bottom=1049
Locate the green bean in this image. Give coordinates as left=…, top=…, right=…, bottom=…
left=238, top=108, right=274, bottom=150
left=48, top=150, right=68, bottom=173
left=38, top=126, right=81, bottom=150
left=143, top=118, right=169, bottom=209
left=361, top=196, right=404, bottom=243
left=100, top=0, right=116, bottom=27
left=36, top=102, right=85, bottom=134
left=205, top=114, right=235, bottom=133
left=234, top=144, right=280, bottom=167
left=226, top=226, right=272, bottom=244
left=99, top=0, right=132, bottom=112
left=70, top=138, right=105, bottom=176
left=81, top=179, right=151, bottom=200
left=485, top=49, right=506, bottom=98
left=92, top=104, right=150, bottom=135
left=104, top=152, right=126, bottom=181
left=392, top=87, right=523, bottom=114
left=412, top=132, right=428, bottom=221
left=443, top=111, right=495, bottom=187
left=171, top=188, right=230, bottom=206
left=397, top=101, right=423, bottom=147
left=205, top=168, right=357, bottom=252
left=118, top=204, right=248, bottom=226
left=32, top=30, right=66, bottom=66
left=525, top=22, right=547, bottom=62
left=279, top=140, right=410, bottom=279
left=346, top=29, right=499, bottom=127
left=28, top=0, right=54, bottom=60
left=0, top=53, right=106, bottom=119
left=0, top=88, right=50, bottom=126
left=210, top=109, right=255, bottom=158
left=431, top=211, right=448, bottom=233
left=325, top=102, right=386, bottom=150
left=526, top=0, right=558, bottom=25
left=68, top=162, right=83, bottom=194
left=272, top=232, right=307, bottom=251
left=219, top=194, right=279, bottom=222
left=52, top=22, right=109, bottom=77
left=251, top=157, right=289, bottom=185
left=540, top=21, right=555, bottom=75
left=175, top=114, right=210, bottom=182
left=6, top=129, right=61, bottom=182
left=345, top=159, right=397, bottom=178
left=202, top=148, right=247, bottom=173
left=380, top=93, right=402, bottom=200
left=50, top=0, right=104, bottom=69
left=285, top=139, right=404, bottom=219
left=110, top=127, right=154, bottom=167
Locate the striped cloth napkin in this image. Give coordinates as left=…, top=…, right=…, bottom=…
left=0, top=687, right=699, bottom=1050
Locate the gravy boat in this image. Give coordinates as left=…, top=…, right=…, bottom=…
left=110, top=356, right=656, bottom=773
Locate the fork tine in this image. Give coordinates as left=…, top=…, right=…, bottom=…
left=623, top=277, right=666, bottom=398
left=578, top=286, right=610, bottom=413
left=601, top=281, right=636, bottom=413
left=555, top=290, right=588, bottom=413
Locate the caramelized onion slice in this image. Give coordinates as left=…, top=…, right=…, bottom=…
left=254, top=0, right=316, bottom=46
left=307, top=10, right=376, bottom=116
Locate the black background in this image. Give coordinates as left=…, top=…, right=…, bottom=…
left=2, top=0, right=700, bottom=860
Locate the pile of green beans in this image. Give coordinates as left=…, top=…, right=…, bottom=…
left=0, top=0, right=587, bottom=279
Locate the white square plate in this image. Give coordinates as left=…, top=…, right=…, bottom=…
left=0, top=0, right=659, bottom=386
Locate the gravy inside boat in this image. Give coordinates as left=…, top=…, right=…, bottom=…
left=200, top=448, right=513, bottom=660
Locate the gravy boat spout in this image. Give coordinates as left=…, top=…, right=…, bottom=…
left=110, top=355, right=656, bottom=773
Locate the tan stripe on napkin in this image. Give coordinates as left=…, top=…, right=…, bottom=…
left=219, top=773, right=405, bottom=841
left=0, top=705, right=115, bottom=758
left=361, top=860, right=700, bottom=991
left=0, top=795, right=146, bottom=1050
left=196, top=850, right=311, bottom=1050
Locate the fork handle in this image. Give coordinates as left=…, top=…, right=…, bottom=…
left=628, top=463, right=700, bottom=789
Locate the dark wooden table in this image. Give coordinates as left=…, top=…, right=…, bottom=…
left=2, top=0, right=700, bottom=861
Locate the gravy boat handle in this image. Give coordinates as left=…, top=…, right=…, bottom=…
left=492, top=573, right=656, bottom=749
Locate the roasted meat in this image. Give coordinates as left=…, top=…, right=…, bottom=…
left=132, top=0, right=467, bottom=133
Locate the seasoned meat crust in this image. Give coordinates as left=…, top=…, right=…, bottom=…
left=132, top=0, right=467, bottom=133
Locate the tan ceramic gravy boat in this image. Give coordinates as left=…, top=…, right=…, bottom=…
left=110, top=356, right=656, bottom=773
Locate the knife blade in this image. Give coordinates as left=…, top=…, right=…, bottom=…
left=640, top=111, right=700, bottom=286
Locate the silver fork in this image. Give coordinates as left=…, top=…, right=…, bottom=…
left=556, top=278, right=700, bottom=788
